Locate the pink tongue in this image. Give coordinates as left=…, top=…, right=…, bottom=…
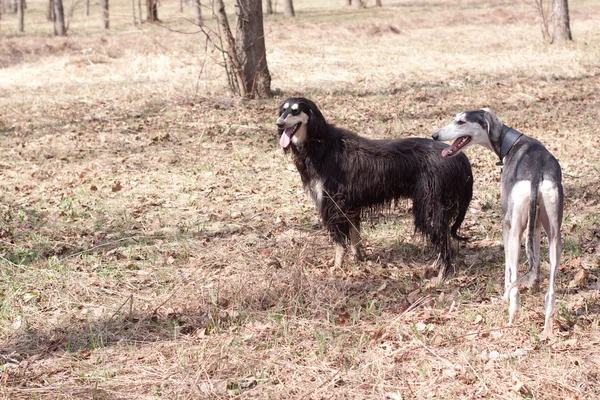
left=441, top=138, right=463, bottom=157
left=279, top=128, right=293, bottom=148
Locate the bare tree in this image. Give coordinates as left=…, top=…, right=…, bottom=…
left=193, top=0, right=201, bottom=25
left=102, top=0, right=108, bottom=28
left=84, top=0, right=88, bottom=16
left=213, top=0, right=245, bottom=95
left=146, top=0, right=157, bottom=22
left=530, top=0, right=572, bottom=43
left=131, top=0, right=136, bottom=24
left=353, top=0, right=362, bottom=9
left=178, top=0, right=182, bottom=13
left=265, top=0, right=272, bottom=15
left=137, top=0, right=141, bottom=24
left=211, top=0, right=271, bottom=98
left=54, top=0, right=66, bottom=35
left=236, top=0, right=272, bottom=97
left=552, top=0, right=572, bottom=42
left=283, top=0, right=293, bottom=17
left=17, top=0, right=23, bottom=31
left=375, top=0, right=382, bottom=6
left=47, top=0, right=54, bottom=21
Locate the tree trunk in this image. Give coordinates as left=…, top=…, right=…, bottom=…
left=213, top=0, right=246, bottom=96
left=146, top=0, right=158, bottom=22
left=353, top=0, right=362, bottom=9
left=193, top=0, right=201, bottom=25
left=17, top=0, right=23, bottom=31
left=283, top=0, right=293, bottom=17
left=131, top=0, right=136, bottom=24
left=102, top=0, right=109, bottom=28
left=551, top=0, right=572, bottom=43
left=265, top=0, right=272, bottom=15
left=137, top=0, right=142, bottom=24
left=375, top=0, right=382, bottom=6
left=84, top=0, right=89, bottom=16
left=53, top=0, right=66, bottom=35
left=47, top=0, right=54, bottom=21
left=236, top=0, right=272, bottom=98
left=178, top=0, right=182, bottom=13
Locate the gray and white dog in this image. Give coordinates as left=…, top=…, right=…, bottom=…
left=432, top=109, right=563, bottom=337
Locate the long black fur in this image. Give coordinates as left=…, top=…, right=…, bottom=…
left=277, top=98, right=473, bottom=276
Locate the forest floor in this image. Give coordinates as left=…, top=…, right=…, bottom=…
left=1, top=0, right=600, bottom=398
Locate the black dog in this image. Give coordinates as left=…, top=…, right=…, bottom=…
left=276, top=97, right=473, bottom=278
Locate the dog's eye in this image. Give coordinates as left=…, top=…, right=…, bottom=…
left=456, top=120, right=466, bottom=125
left=291, top=108, right=300, bottom=116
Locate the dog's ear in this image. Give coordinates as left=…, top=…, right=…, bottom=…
left=306, top=99, right=327, bottom=137
left=475, top=109, right=492, bottom=135
left=481, top=113, right=491, bottom=135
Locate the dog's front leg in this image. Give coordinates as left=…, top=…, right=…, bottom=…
left=348, top=217, right=364, bottom=261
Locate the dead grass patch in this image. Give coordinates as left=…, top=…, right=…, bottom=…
left=1, top=0, right=600, bottom=398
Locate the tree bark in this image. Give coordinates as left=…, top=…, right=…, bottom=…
left=193, top=0, right=201, bottom=25
left=178, top=0, right=182, bottom=13
left=53, top=0, right=66, bottom=35
left=214, top=0, right=245, bottom=96
left=102, top=0, right=109, bottom=28
left=17, top=0, right=23, bottom=31
left=375, top=0, right=382, bottom=6
left=137, top=0, right=142, bottom=24
left=353, top=0, right=362, bottom=9
left=47, top=0, right=54, bottom=21
left=265, top=0, right=272, bottom=15
left=551, top=0, right=572, bottom=43
left=283, top=0, right=293, bottom=17
left=131, top=0, right=136, bottom=24
left=236, top=0, right=272, bottom=98
left=146, top=0, right=158, bottom=22
left=84, top=0, right=89, bottom=16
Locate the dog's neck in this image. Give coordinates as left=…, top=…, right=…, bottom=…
left=496, top=125, right=523, bottom=166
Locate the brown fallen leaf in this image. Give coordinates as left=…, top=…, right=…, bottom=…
left=569, top=269, right=588, bottom=288
left=112, top=182, right=122, bottom=192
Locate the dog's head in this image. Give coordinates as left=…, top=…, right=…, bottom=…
left=276, top=97, right=326, bottom=151
left=432, top=109, right=501, bottom=157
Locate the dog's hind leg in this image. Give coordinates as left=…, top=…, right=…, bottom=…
left=435, top=232, right=453, bottom=281
left=334, top=243, right=346, bottom=269
left=503, top=218, right=522, bottom=326
left=502, top=183, right=529, bottom=325
left=509, top=182, right=542, bottom=293
left=523, top=209, right=542, bottom=292
left=539, top=181, right=563, bottom=337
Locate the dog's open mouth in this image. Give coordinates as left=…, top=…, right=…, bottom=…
left=441, top=136, right=471, bottom=157
left=280, top=123, right=301, bottom=148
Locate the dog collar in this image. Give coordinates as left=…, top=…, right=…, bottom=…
left=496, top=125, right=523, bottom=166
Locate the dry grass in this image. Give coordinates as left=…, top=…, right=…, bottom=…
left=1, top=0, right=600, bottom=398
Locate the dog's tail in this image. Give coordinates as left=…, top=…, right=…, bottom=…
left=509, top=180, right=541, bottom=291
left=451, top=173, right=473, bottom=242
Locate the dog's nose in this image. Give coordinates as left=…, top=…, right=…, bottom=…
left=431, top=132, right=439, bottom=140
left=276, top=117, right=285, bottom=128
